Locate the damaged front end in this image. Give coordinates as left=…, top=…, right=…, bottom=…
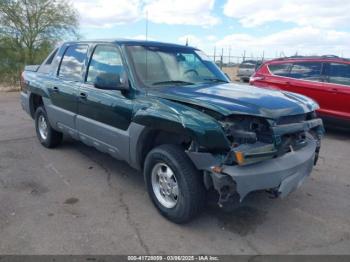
left=187, top=112, right=324, bottom=206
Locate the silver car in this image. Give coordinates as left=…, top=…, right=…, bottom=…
left=238, top=60, right=261, bottom=82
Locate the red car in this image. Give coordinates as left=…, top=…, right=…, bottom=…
left=250, top=56, right=350, bottom=124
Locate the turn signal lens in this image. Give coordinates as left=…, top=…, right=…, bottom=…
left=235, top=151, right=245, bottom=165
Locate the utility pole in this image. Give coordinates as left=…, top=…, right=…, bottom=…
left=221, top=48, right=224, bottom=69
left=228, top=46, right=231, bottom=64
left=213, top=46, right=216, bottom=62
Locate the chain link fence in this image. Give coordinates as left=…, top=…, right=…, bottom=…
left=206, top=54, right=277, bottom=81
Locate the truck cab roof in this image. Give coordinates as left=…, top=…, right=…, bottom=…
left=63, top=39, right=197, bottom=50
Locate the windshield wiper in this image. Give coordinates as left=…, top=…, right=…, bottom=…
left=203, top=78, right=229, bottom=83
left=152, top=80, right=195, bottom=86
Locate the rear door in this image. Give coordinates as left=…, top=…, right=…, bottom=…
left=48, top=44, right=88, bottom=137
left=323, top=62, right=350, bottom=120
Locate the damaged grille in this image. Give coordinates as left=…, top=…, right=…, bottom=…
left=276, top=131, right=307, bottom=156
left=277, top=114, right=306, bottom=125
left=221, top=115, right=272, bottom=145
left=220, top=112, right=321, bottom=165
left=276, top=112, right=315, bottom=125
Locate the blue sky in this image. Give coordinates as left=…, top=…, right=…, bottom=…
left=73, top=0, right=350, bottom=58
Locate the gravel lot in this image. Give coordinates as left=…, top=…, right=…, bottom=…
left=0, top=92, right=350, bottom=255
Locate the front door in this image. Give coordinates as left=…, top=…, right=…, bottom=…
left=286, top=61, right=334, bottom=115
left=77, top=44, right=134, bottom=161
left=263, top=63, right=293, bottom=90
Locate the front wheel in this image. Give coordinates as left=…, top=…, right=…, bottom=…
left=35, top=106, right=63, bottom=148
left=144, top=144, right=206, bottom=223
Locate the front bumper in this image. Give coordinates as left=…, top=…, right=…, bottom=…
left=187, top=136, right=317, bottom=201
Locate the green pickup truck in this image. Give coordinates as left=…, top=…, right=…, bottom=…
left=20, top=40, right=324, bottom=223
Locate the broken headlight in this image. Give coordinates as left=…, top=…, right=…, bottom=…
left=219, top=116, right=276, bottom=165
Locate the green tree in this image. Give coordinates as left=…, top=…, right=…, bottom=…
left=0, top=36, right=24, bottom=85
left=0, top=0, right=78, bottom=64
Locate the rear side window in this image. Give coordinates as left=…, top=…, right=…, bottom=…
left=86, top=45, right=125, bottom=84
left=38, top=48, right=59, bottom=74
left=45, top=48, right=58, bottom=65
left=325, top=63, right=350, bottom=86
left=268, top=63, right=291, bottom=77
left=59, top=45, right=88, bottom=81
left=289, top=62, right=322, bottom=81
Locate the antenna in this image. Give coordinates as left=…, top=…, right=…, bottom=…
left=145, top=11, right=148, bottom=41
left=144, top=11, right=149, bottom=80
left=228, top=46, right=231, bottom=64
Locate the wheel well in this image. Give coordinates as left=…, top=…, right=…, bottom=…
left=29, top=94, right=43, bottom=118
left=138, top=129, right=192, bottom=169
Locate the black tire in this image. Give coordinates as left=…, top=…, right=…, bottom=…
left=144, top=144, right=206, bottom=223
left=35, top=106, right=63, bottom=148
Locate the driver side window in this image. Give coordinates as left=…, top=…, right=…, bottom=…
left=86, top=45, right=124, bottom=84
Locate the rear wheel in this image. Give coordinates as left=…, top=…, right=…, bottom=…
left=144, top=144, right=206, bottom=223
left=35, top=106, right=63, bottom=148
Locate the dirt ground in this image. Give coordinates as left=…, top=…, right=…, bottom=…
left=0, top=84, right=20, bottom=92
left=222, top=66, right=240, bottom=81
left=1, top=91, right=350, bottom=255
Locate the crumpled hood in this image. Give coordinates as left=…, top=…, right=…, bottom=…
left=148, top=82, right=318, bottom=119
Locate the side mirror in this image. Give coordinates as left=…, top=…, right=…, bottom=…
left=93, top=72, right=129, bottom=91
